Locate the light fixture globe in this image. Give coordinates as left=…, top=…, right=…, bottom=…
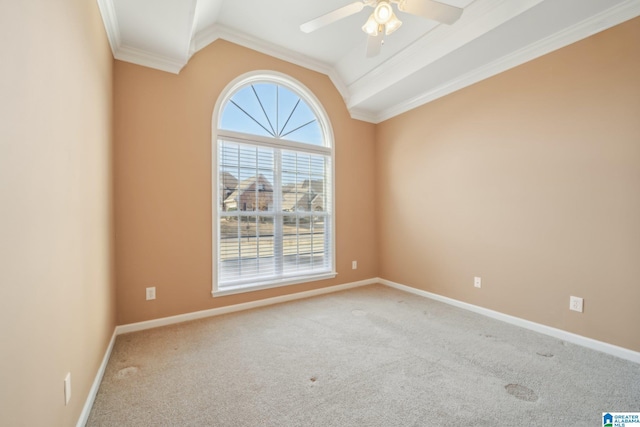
left=385, top=13, right=402, bottom=35
left=373, top=1, right=393, bottom=25
left=362, top=13, right=379, bottom=36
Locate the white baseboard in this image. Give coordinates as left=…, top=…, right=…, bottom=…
left=378, top=278, right=640, bottom=364
left=79, top=275, right=637, bottom=425
left=116, top=278, right=378, bottom=335
left=76, top=329, right=117, bottom=427
left=78, top=278, right=375, bottom=425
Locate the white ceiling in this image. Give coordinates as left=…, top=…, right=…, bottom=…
left=97, top=0, right=640, bottom=123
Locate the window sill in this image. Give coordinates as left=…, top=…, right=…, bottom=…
left=212, top=272, right=337, bottom=297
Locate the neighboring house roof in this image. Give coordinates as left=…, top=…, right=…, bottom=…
left=282, top=180, right=324, bottom=212
left=222, top=175, right=323, bottom=211
left=220, top=172, right=238, bottom=192
left=282, top=183, right=296, bottom=193
left=223, top=174, right=273, bottom=208
left=303, top=179, right=324, bottom=194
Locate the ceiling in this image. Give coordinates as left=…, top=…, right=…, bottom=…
left=97, top=0, right=640, bottom=123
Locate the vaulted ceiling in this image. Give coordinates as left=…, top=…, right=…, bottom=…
left=97, top=0, right=640, bottom=123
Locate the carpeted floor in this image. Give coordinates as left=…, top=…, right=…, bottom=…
left=87, top=284, right=640, bottom=426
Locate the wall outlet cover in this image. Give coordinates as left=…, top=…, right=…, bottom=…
left=570, top=296, right=584, bottom=312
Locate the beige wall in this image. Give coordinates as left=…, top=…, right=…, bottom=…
left=0, top=1, right=115, bottom=426
left=376, top=18, right=640, bottom=351
left=113, top=40, right=378, bottom=325
left=1, top=4, right=636, bottom=425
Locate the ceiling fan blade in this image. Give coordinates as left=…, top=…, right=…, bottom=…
left=300, top=2, right=365, bottom=33
left=398, top=0, right=463, bottom=25
left=366, top=34, right=383, bottom=58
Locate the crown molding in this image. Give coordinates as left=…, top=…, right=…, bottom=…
left=191, top=24, right=351, bottom=104
left=97, top=0, right=352, bottom=96
left=97, top=0, right=192, bottom=74
left=96, top=0, right=120, bottom=57
left=349, top=108, right=378, bottom=124
left=96, top=0, right=185, bottom=73
left=97, top=0, right=640, bottom=122
left=183, top=0, right=200, bottom=62
left=373, top=0, right=640, bottom=123
left=193, top=24, right=331, bottom=74
left=114, top=45, right=185, bottom=74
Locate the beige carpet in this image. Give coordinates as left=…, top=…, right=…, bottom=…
left=87, top=284, right=640, bottom=426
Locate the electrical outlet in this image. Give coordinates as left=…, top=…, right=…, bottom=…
left=64, top=372, right=71, bottom=405
left=570, top=296, right=583, bottom=312
left=146, top=287, right=156, bottom=300
left=474, top=277, right=482, bottom=288
left=352, top=261, right=357, bottom=270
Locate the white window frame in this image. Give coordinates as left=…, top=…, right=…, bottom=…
left=212, top=71, right=336, bottom=297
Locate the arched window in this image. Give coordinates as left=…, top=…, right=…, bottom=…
left=212, top=71, right=335, bottom=296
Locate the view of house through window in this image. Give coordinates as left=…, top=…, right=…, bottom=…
left=214, top=73, right=335, bottom=295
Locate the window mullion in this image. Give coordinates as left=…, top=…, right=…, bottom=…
left=236, top=145, right=242, bottom=276
left=254, top=148, right=260, bottom=274
left=308, top=155, right=313, bottom=270
left=274, top=148, right=283, bottom=276
left=324, top=157, right=331, bottom=270
left=219, top=130, right=330, bottom=156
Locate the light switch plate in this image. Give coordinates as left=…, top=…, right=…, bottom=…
left=474, top=277, right=482, bottom=288
left=64, top=372, right=71, bottom=405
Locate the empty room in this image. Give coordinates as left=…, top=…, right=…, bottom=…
left=1, top=0, right=639, bottom=426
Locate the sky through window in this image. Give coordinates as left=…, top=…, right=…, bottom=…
left=220, top=83, right=323, bottom=145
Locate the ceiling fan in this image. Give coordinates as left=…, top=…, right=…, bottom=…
left=300, top=0, right=464, bottom=57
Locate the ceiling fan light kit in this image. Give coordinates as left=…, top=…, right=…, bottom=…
left=301, top=0, right=464, bottom=57
left=383, top=13, right=402, bottom=35
left=362, top=14, right=380, bottom=36
left=367, top=1, right=403, bottom=36
left=374, top=1, right=393, bottom=24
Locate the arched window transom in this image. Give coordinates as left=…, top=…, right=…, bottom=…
left=220, top=83, right=323, bottom=146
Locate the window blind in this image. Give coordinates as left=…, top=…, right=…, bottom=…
left=218, top=140, right=332, bottom=290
